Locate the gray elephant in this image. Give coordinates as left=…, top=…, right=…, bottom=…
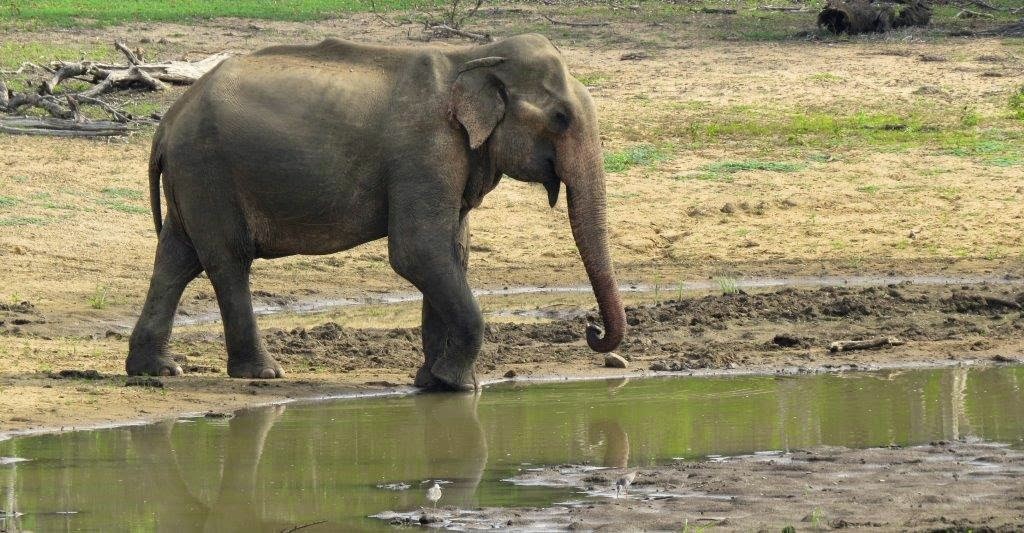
left=126, top=34, right=625, bottom=390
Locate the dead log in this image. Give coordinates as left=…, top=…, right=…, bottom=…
left=77, top=65, right=167, bottom=98
left=0, top=117, right=129, bottom=137
left=42, top=61, right=91, bottom=94
left=818, top=0, right=931, bottom=34
left=3, top=93, right=74, bottom=119
left=114, top=40, right=142, bottom=65
left=0, top=81, right=8, bottom=108
left=829, top=337, right=905, bottom=353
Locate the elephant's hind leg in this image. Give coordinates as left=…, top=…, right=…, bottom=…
left=205, top=258, right=284, bottom=379
left=127, top=221, right=202, bottom=376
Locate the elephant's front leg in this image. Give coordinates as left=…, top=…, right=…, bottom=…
left=415, top=219, right=471, bottom=388
left=390, top=211, right=481, bottom=391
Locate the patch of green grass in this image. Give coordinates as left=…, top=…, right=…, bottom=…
left=810, top=72, right=843, bottom=83
left=856, top=185, right=880, bottom=194
left=121, top=102, right=162, bottom=118
left=0, top=216, right=48, bottom=227
left=98, top=200, right=148, bottom=214
left=0, top=41, right=112, bottom=68
left=88, top=285, right=110, bottom=310
left=1011, top=87, right=1024, bottom=121
left=0, top=196, right=19, bottom=208
left=715, top=276, right=739, bottom=295
left=604, top=144, right=670, bottom=173
left=573, top=72, right=609, bottom=87
left=674, top=159, right=804, bottom=182
left=101, top=187, right=144, bottom=200
left=704, top=160, right=805, bottom=174
left=3, top=0, right=437, bottom=27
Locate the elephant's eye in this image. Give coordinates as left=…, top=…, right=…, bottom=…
left=552, top=111, right=571, bottom=133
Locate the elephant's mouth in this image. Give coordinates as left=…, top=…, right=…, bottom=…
left=543, top=160, right=561, bottom=208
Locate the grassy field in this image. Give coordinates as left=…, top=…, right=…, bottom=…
left=3, top=0, right=416, bottom=26
left=5, top=0, right=1023, bottom=28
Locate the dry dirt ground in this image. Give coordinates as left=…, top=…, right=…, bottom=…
left=0, top=9, right=1023, bottom=436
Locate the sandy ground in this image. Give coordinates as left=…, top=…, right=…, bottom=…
left=386, top=440, right=1024, bottom=531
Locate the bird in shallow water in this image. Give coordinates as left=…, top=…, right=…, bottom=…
left=426, top=482, right=442, bottom=508
left=615, top=471, right=637, bottom=498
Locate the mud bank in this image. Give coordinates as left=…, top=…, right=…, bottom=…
left=2, top=281, right=1023, bottom=435
left=381, top=440, right=1024, bottom=531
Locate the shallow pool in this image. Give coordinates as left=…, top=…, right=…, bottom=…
left=1, top=365, right=1022, bottom=531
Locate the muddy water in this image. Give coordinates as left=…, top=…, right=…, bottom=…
left=1, top=366, right=1022, bottom=531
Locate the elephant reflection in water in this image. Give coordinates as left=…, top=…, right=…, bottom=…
left=413, top=391, right=488, bottom=508
left=128, top=405, right=293, bottom=532
left=586, top=378, right=632, bottom=468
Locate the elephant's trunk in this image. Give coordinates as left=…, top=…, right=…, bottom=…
left=561, top=145, right=625, bottom=353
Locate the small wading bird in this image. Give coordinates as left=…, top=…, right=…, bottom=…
left=426, top=482, right=442, bottom=508
left=615, top=471, right=637, bottom=498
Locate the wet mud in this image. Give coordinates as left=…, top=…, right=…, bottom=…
left=240, top=282, right=1024, bottom=377
left=382, top=440, right=1024, bottom=531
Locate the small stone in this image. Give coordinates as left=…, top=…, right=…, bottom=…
left=650, top=361, right=669, bottom=371
left=720, top=203, right=736, bottom=214
left=503, top=369, right=517, bottom=378
left=604, top=353, right=628, bottom=368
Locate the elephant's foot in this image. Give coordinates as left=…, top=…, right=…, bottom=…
left=228, top=355, right=285, bottom=379
left=419, top=359, right=477, bottom=392
left=126, top=352, right=183, bottom=377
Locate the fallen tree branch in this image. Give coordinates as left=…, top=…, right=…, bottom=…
left=829, top=337, right=905, bottom=353
left=4, top=93, right=74, bottom=119
left=701, top=7, right=738, bottom=14
left=114, top=40, right=142, bottom=65
left=542, top=14, right=610, bottom=27
left=75, top=95, right=131, bottom=122
left=0, top=116, right=129, bottom=137
left=1, top=41, right=231, bottom=137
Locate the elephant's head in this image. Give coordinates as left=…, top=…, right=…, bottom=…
left=449, top=34, right=625, bottom=353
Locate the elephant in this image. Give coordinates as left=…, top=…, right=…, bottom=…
left=126, top=33, right=626, bottom=390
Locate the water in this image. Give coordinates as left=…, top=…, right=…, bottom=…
left=1, top=366, right=1022, bottom=531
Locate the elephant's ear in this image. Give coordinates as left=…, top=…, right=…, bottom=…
left=451, top=57, right=506, bottom=150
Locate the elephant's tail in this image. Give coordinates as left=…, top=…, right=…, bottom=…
left=148, top=135, right=163, bottom=235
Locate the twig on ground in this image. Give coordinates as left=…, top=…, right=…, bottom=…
left=426, top=23, right=493, bottom=42
left=956, top=9, right=994, bottom=18
left=280, top=520, right=328, bottom=533
left=369, top=0, right=400, bottom=27
left=541, top=14, right=610, bottom=27
left=0, top=62, right=52, bottom=75
left=759, top=4, right=806, bottom=11
left=701, top=7, right=738, bottom=14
